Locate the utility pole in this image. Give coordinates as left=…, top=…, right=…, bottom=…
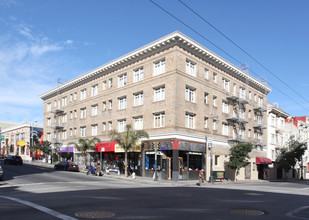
left=152, top=142, right=161, bottom=181
left=206, top=137, right=213, bottom=183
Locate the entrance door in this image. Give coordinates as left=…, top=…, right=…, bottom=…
left=178, top=157, right=183, bottom=180
left=168, top=157, right=172, bottom=180
left=245, top=163, right=251, bottom=179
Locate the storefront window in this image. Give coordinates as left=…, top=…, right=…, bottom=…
left=145, top=154, right=161, bottom=170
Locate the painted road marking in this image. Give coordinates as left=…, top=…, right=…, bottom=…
left=286, top=206, right=309, bottom=220
left=0, top=196, right=77, bottom=220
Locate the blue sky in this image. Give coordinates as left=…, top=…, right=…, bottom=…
left=0, top=0, right=309, bottom=126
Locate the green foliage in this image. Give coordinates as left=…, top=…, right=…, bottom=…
left=109, top=124, right=149, bottom=176
left=227, top=142, right=253, bottom=173
left=276, top=138, right=306, bottom=173
left=38, top=140, right=52, bottom=154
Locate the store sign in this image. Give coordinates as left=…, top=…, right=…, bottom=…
left=18, top=141, right=26, bottom=146
left=1, top=135, right=4, bottom=141
left=115, top=142, right=141, bottom=153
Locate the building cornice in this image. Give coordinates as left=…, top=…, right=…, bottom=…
left=40, top=31, right=271, bottom=100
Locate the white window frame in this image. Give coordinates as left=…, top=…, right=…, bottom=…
left=47, top=103, right=51, bottom=112
left=154, top=112, right=165, bottom=128
left=103, top=81, right=107, bottom=90
left=80, top=89, right=87, bottom=100
left=134, top=67, right=144, bottom=83
left=185, top=113, right=195, bottom=129
left=118, top=119, right=126, bottom=132
left=154, top=59, right=166, bottom=76
left=92, top=105, right=98, bottom=116
left=103, top=122, right=106, bottom=132
left=222, top=78, right=229, bottom=92
left=81, top=108, right=87, bottom=119
left=62, top=97, right=67, bottom=107
left=81, top=127, right=86, bottom=137
left=109, top=78, right=113, bottom=88
left=222, top=101, right=229, bottom=114
left=186, top=59, right=196, bottom=77
left=92, top=124, right=98, bottom=136
left=118, top=74, right=127, bottom=88
left=204, top=117, right=208, bottom=128
left=108, top=121, right=112, bottom=131
left=118, top=97, right=127, bottom=110
left=222, top=123, right=229, bottom=136
left=154, top=86, right=165, bottom=102
left=204, top=68, right=209, bottom=79
left=134, top=92, right=143, bottom=106
left=134, top=116, right=143, bottom=130
left=92, top=85, right=98, bottom=96
left=213, top=96, right=217, bottom=107
left=185, top=87, right=195, bottom=102
left=213, top=72, right=217, bottom=83
left=109, top=100, right=113, bottom=110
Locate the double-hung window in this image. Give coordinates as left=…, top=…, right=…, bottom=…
left=154, top=112, right=165, bottom=128
left=213, top=72, right=217, bottom=83
left=134, top=67, right=144, bottom=82
left=185, top=86, right=195, bottom=102
left=47, top=103, right=51, bottom=111
left=81, top=108, right=87, bottom=119
left=118, top=119, right=126, bottom=132
left=185, top=113, right=195, bottom=129
left=222, top=123, right=229, bottom=136
left=92, top=105, right=98, bottom=116
left=213, top=96, right=217, bottom=107
left=92, top=85, right=98, bottom=96
left=92, top=124, right=98, bottom=136
left=258, top=96, right=263, bottom=107
left=134, top=116, right=143, bottom=130
left=80, top=89, right=87, bottom=100
left=134, top=92, right=143, bottom=106
left=103, top=81, right=107, bottom=90
left=154, top=59, right=166, bottom=76
left=222, top=78, right=229, bottom=92
left=186, top=59, right=196, bottom=77
left=118, top=97, right=127, bottom=110
left=154, top=86, right=165, bottom=102
left=62, top=97, right=67, bottom=107
left=204, top=68, right=209, bottom=79
left=81, top=127, right=86, bottom=137
left=118, top=74, right=127, bottom=88
left=239, top=87, right=246, bottom=99
left=222, top=101, right=229, bottom=113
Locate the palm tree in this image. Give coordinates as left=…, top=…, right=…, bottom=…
left=109, top=124, right=149, bottom=177
left=69, top=137, right=101, bottom=169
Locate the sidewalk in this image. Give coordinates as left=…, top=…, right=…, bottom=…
left=26, top=160, right=276, bottom=187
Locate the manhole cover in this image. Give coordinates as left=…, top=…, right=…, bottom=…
left=75, top=211, right=115, bottom=219
left=230, top=208, right=265, bottom=216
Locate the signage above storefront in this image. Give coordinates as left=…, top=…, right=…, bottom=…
left=18, top=141, right=26, bottom=146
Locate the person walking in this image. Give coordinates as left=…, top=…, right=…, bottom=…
left=198, top=169, right=204, bottom=186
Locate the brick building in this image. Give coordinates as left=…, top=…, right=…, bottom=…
left=40, top=31, right=271, bottom=181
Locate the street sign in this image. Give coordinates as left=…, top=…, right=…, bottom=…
left=207, top=137, right=213, bottom=148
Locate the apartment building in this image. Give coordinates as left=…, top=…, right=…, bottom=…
left=266, top=103, right=290, bottom=179
left=40, top=31, right=271, bottom=181
left=1, top=122, right=43, bottom=161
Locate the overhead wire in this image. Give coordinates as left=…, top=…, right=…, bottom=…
left=148, top=0, right=309, bottom=113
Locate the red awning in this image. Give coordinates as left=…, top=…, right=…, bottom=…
left=95, top=142, right=117, bottom=152
left=256, top=157, right=272, bottom=164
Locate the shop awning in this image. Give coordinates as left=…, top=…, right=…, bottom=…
left=58, top=146, right=74, bottom=153
left=95, top=142, right=117, bottom=152
left=256, top=157, right=272, bottom=164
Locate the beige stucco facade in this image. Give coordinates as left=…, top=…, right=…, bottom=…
left=40, top=31, right=271, bottom=181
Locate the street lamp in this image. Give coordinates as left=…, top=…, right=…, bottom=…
left=31, top=121, right=38, bottom=161
left=206, top=137, right=214, bottom=183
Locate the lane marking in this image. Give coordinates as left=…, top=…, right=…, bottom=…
left=0, top=196, right=77, bottom=220
left=286, top=206, right=309, bottom=220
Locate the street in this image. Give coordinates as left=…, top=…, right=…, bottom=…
left=0, top=161, right=309, bottom=220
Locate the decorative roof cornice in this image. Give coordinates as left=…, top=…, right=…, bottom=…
left=267, top=103, right=290, bottom=118
left=40, top=31, right=271, bottom=100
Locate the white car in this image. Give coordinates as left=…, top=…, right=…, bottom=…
left=0, top=165, right=3, bottom=181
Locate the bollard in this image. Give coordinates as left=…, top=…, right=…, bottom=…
left=132, top=172, right=136, bottom=179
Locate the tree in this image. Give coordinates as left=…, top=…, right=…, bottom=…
left=109, top=124, right=149, bottom=177
left=276, top=138, right=306, bottom=178
left=69, top=138, right=101, bottom=169
left=38, top=141, right=52, bottom=163
left=227, top=142, right=253, bottom=181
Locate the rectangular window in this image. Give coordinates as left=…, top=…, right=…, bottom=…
left=204, top=117, right=208, bottom=128
left=103, top=101, right=106, bottom=111
left=47, top=133, right=51, bottom=142
left=249, top=91, right=252, bottom=99
left=47, top=103, right=51, bottom=111
left=271, top=133, right=275, bottom=144
left=134, top=116, right=143, bottom=130
left=92, top=85, right=98, bottom=96
left=154, top=59, right=166, bottom=76
left=186, top=59, right=196, bottom=77
left=103, top=122, right=106, bottom=132
left=103, top=81, right=107, bottom=90
left=108, top=121, right=112, bottom=131
left=81, top=127, right=86, bottom=137
left=92, top=125, right=98, bottom=136
left=204, top=68, right=209, bottom=79
left=258, top=96, right=263, bottom=107
left=213, top=72, right=217, bottom=83
left=222, top=123, right=229, bottom=136
left=222, top=101, right=229, bottom=113
left=239, top=107, right=245, bottom=118
left=118, top=96, right=127, bottom=110
left=254, top=94, right=257, bottom=102
left=239, top=87, right=246, bottom=99
left=62, top=131, right=67, bottom=140
left=109, top=78, right=113, bottom=88
left=248, top=110, right=251, bottom=119
left=62, top=97, right=67, bottom=107
left=62, top=114, right=67, bottom=123
left=185, top=113, right=195, bottom=129
left=134, top=67, right=144, bottom=83
left=239, top=128, right=245, bottom=139
left=74, top=110, right=77, bottom=118
left=70, top=94, right=73, bottom=102
left=204, top=92, right=209, bottom=104
left=70, top=111, right=73, bottom=119
left=213, top=96, right=217, bottom=107
left=47, top=118, right=51, bottom=126
left=81, top=108, right=87, bottom=119
left=154, top=112, right=165, bottom=128
left=213, top=120, right=217, bottom=130
left=154, top=86, right=165, bottom=102
left=70, top=128, right=73, bottom=137
left=109, top=100, right=113, bottom=110
left=248, top=129, right=251, bottom=138
left=74, top=128, right=77, bottom=136
left=118, top=74, right=127, bottom=88
left=134, top=92, right=143, bottom=106
left=118, top=119, right=126, bottom=132
left=258, top=115, right=262, bottom=124
left=74, top=92, right=77, bottom=100
left=233, top=84, right=237, bottom=96
left=185, top=86, right=195, bottom=102
left=92, top=105, right=98, bottom=116
left=222, top=78, right=229, bottom=92
left=80, top=89, right=87, bottom=100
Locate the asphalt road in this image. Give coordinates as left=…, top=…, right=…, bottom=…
left=0, top=160, right=309, bottom=220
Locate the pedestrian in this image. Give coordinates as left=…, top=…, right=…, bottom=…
left=96, top=161, right=102, bottom=176
left=198, top=169, right=204, bottom=186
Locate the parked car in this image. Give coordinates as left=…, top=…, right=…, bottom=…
left=54, top=161, right=79, bottom=172
left=0, top=165, right=3, bottom=181
left=0, top=154, right=4, bottom=159
left=4, top=155, right=23, bottom=165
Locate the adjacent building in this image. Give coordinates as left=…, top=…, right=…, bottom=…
left=40, top=31, right=271, bottom=181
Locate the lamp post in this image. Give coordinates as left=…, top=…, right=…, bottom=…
left=31, top=121, right=38, bottom=161
left=152, top=142, right=161, bottom=181
left=206, top=137, right=214, bottom=183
